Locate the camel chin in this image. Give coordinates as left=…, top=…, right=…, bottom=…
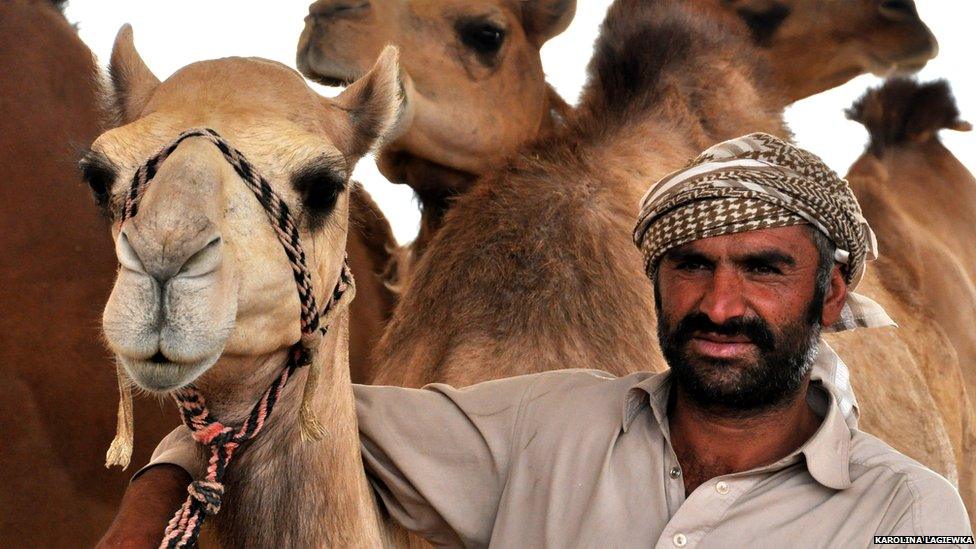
left=120, top=352, right=221, bottom=394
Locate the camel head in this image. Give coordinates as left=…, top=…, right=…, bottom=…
left=697, top=0, right=938, bottom=103
left=297, top=0, right=576, bottom=184
left=85, top=26, right=403, bottom=394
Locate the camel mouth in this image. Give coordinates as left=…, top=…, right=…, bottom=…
left=297, top=38, right=363, bottom=88
left=120, top=351, right=220, bottom=394
left=296, top=5, right=372, bottom=87
left=865, top=38, right=938, bottom=78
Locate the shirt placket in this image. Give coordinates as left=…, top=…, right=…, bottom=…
left=654, top=475, right=755, bottom=549
left=663, top=436, right=685, bottom=517
left=654, top=446, right=801, bottom=549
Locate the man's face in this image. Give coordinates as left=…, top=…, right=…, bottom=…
left=655, top=225, right=841, bottom=414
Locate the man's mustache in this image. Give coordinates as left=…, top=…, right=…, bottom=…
left=670, top=312, right=776, bottom=352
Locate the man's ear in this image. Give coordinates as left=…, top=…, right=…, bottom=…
left=108, top=25, right=160, bottom=125
left=520, top=0, right=577, bottom=47
left=333, top=45, right=408, bottom=161
left=820, top=265, right=848, bottom=327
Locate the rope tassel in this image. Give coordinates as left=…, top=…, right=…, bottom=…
left=105, top=364, right=134, bottom=469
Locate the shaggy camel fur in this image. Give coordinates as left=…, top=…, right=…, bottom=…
left=296, top=0, right=937, bottom=287
left=298, top=0, right=576, bottom=261
left=374, top=0, right=966, bottom=496
left=0, top=2, right=176, bottom=545
left=845, top=78, right=976, bottom=522
left=93, top=28, right=411, bottom=546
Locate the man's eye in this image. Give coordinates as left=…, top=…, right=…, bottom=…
left=747, top=264, right=782, bottom=275
left=676, top=261, right=709, bottom=272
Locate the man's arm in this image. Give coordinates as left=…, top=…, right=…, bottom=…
left=96, top=465, right=190, bottom=548
left=97, top=374, right=540, bottom=547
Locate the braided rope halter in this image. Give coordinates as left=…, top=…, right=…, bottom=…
left=103, top=128, right=355, bottom=549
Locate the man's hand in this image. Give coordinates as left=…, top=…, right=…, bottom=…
left=97, top=465, right=191, bottom=548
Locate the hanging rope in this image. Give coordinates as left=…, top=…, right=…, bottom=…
left=103, top=128, right=355, bottom=548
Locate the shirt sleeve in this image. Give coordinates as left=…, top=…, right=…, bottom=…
left=354, top=376, right=536, bottom=548
left=133, top=425, right=203, bottom=481
left=136, top=375, right=536, bottom=547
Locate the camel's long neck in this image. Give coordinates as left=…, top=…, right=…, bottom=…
left=200, top=313, right=384, bottom=547
left=407, top=87, right=570, bottom=261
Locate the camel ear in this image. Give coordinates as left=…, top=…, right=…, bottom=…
left=950, top=120, right=973, bottom=132
left=334, top=46, right=408, bottom=160
left=108, top=25, right=160, bottom=125
left=521, top=0, right=577, bottom=46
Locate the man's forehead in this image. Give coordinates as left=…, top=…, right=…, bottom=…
left=669, top=225, right=816, bottom=257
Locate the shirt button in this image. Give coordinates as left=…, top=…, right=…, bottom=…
left=716, top=481, right=730, bottom=495
left=669, top=466, right=681, bottom=479
left=673, top=533, right=688, bottom=547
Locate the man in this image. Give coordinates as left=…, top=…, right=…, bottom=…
left=101, top=134, right=972, bottom=547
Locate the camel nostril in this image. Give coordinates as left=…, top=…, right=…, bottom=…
left=116, top=232, right=148, bottom=274
left=178, top=236, right=223, bottom=278
left=879, top=0, right=918, bottom=22
left=309, top=0, right=370, bottom=19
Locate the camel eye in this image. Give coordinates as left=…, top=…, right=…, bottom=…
left=457, top=19, right=506, bottom=58
left=291, top=160, right=347, bottom=230
left=78, top=151, right=117, bottom=215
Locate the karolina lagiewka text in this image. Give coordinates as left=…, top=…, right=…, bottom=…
left=874, top=536, right=974, bottom=545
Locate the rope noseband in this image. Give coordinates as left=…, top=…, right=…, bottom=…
left=103, top=128, right=355, bottom=549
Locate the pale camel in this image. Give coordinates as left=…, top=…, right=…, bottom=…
left=92, top=28, right=412, bottom=546
left=0, top=2, right=395, bottom=543
left=844, top=78, right=976, bottom=522
left=372, top=0, right=969, bottom=505
left=295, top=0, right=937, bottom=277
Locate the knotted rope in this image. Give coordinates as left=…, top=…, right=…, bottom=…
left=102, top=128, right=355, bottom=548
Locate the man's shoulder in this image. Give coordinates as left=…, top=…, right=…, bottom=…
left=848, top=430, right=971, bottom=535
left=848, top=429, right=956, bottom=489
left=426, top=368, right=654, bottom=397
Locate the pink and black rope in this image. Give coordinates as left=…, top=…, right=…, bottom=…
left=121, top=128, right=321, bottom=334
left=119, top=128, right=351, bottom=548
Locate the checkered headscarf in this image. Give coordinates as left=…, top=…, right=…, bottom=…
left=633, top=133, right=893, bottom=332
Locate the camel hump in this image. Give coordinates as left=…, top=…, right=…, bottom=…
left=582, top=0, right=705, bottom=121
left=847, top=78, right=972, bottom=154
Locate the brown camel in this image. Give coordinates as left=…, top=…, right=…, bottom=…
left=372, top=0, right=971, bottom=511
left=296, top=0, right=936, bottom=277
left=92, top=28, right=412, bottom=546
left=691, top=0, right=938, bottom=105
left=0, top=2, right=178, bottom=545
left=297, top=0, right=577, bottom=263
left=844, top=78, right=976, bottom=522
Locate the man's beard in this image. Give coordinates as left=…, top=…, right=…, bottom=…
left=656, top=287, right=824, bottom=417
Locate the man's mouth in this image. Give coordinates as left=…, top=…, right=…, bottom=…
left=688, top=332, right=756, bottom=359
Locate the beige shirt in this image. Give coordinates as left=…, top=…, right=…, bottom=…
left=146, top=365, right=972, bottom=548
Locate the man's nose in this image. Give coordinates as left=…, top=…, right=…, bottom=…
left=698, top=268, right=748, bottom=325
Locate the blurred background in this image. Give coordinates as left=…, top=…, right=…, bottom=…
left=65, top=1, right=974, bottom=244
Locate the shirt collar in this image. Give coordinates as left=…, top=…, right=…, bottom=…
left=621, top=355, right=855, bottom=490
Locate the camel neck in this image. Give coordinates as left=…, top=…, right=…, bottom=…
left=200, top=313, right=384, bottom=546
